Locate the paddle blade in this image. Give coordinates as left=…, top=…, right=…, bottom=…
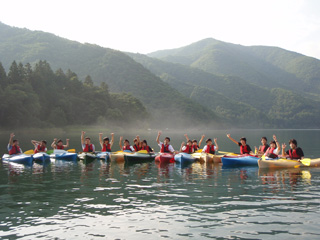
left=195, top=149, right=203, bottom=153
left=24, top=149, right=34, bottom=155
left=138, top=150, right=148, bottom=154
left=300, top=158, right=311, bottom=166
left=47, top=150, right=54, bottom=155
left=67, top=149, right=76, bottom=153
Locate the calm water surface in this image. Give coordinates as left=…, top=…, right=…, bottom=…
left=1, top=129, right=320, bottom=239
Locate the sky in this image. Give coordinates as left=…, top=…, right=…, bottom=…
left=1, top=0, right=320, bottom=59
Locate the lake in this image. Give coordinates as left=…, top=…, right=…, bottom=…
left=1, top=129, right=320, bottom=239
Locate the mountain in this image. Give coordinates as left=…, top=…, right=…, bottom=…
left=0, top=22, right=221, bottom=128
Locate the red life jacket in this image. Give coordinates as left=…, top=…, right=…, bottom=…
left=133, top=144, right=141, bottom=152
left=289, top=149, right=301, bottom=159
left=34, top=144, right=46, bottom=153
left=161, top=144, right=170, bottom=153
left=9, top=145, right=21, bottom=155
left=102, top=143, right=111, bottom=152
left=240, top=145, right=250, bottom=154
left=205, top=144, right=215, bottom=154
left=57, top=145, right=64, bottom=150
left=83, top=144, right=93, bottom=152
left=123, top=145, right=132, bottom=151
left=193, top=145, right=200, bottom=151
left=141, top=145, right=152, bottom=153
left=183, top=145, right=194, bottom=154
left=265, top=147, right=278, bottom=158
left=260, top=145, right=267, bottom=153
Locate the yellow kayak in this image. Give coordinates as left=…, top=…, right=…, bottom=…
left=258, top=158, right=320, bottom=169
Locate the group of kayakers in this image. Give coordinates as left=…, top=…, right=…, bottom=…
left=6, top=131, right=304, bottom=160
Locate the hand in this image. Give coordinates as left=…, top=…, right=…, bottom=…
left=181, top=142, right=185, bottom=146
left=214, top=138, right=217, bottom=142
left=99, top=133, right=103, bottom=135
left=273, top=135, right=277, bottom=141
left=184, top=134, right=188, bottom=137
left=54, top=138, right=57, bottom=142
left=201, top=135, right=205, bottom=139
left=66, top=139, right=69, bottom=141
left=111, top=133, right=114, bottom=136
left=158, top=131, right=162, bottom=136
left=10, top=133, right=15, bottom=138
left=255, top=146, right=258, bottom=151
left=120, top=136, right=123, bottom=141
left=227, top=134, right=230, bottom=138
left=282, top=143, right=286, bottom=149
left=82, top=131, right=85, bottom=135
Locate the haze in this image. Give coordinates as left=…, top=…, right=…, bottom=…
left=1, top=0, right=320, bottom=59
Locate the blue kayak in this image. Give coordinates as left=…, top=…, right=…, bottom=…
left=174, top=153, right=196, bottom=164
left=2, top=154, right=33, bottom=166
left=221, top=155, right=259, bottom=167
left=50, top=150, right=78, bottom=161
left=32, top=153, right=50, bottom=163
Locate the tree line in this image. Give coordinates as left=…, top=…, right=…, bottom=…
left=0, top=60, right=149, bottom=128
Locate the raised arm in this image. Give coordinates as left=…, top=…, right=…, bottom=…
left=273, top=135, right=280, bottom=154
left=156, top=131, right=161, bottom=144
left=99, top=133, right=103, bottom=148
left=198, top=135, right=205, bottom=147
left=282, top=143, right=287, bottom=157
left=51, top=138, right=57, bottom=149
left=110, top=133, right=114, bottom=147
left=31, top=140, right=39, bottom=147
left=81, top=131, right=85, bottom=145
left=136, top=135, right=141, bottom=148
left=214, top=138, right=219, bottom=151
left=9, top=133, right=14, bottom=146
left=226, top=134, right=238, bottom=145
left=184, top=134, right=189, bottom=142
left=119, top=136, right=123, bottom=150
left=64, top=139, right=69, bottom=148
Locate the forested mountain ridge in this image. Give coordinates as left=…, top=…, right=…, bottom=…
left=0, top=22, right=221, bottom=128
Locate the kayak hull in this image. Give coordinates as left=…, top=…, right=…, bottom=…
left=200, top=153, right=223, bottom=163
left=50, top=151, right=78, bottom=161
left=2, top=154, right=33, bottom=165
left=78, top=152, right=97, bottom=164
left=110, top=151, right=133, bottom=162
left=33, top=153, right=50, bottom=163
left=222, top=155, right=259, bottom=167
left=155, top=153, right=174, bottom=163
left=174, top=153, right=196, bottom=163
left=124, top=152, right=156, bottom=162
left=96, top=152, right=111, bottom=161
left=258, top=158, right=320, bottom=169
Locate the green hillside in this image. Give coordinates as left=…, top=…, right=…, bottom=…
left=0, top=22, right=221, bottom=128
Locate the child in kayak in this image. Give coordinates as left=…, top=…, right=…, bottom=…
left=282, top=139, right=304, bottom=160
left=119, top=136, right=134, bottom=152
left=99, top=132, right=114, bottom=152
left=202, top=138, right=219, bottom=154
left=140, top=140, right=154, bottom=153
left=184, top=134, right=205, bottom=151
left=156, top=131, right=175, bottom=153
left=255, top=137, right=269, bottom=155
left=180, top=140, right=194, bottom=154
left=31, top=140, right=47, bottom=153
left=81, top=131, right=95, bottom=153
left=226, top=134, right=253, bottom=155
left=264, top=135, right=280, bottom=158
left=8, top=133, right=22, bottom=155
left=51, top=138, right=69, bottom=150
left=133, top=136, right=141, bottom=152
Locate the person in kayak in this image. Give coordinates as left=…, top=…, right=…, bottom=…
left=133, top=136, right=141, bottom=152
left=226, top=134, right=253, bottom=155
left=255, top=137, right=269, bottom=155
left=31, top=140, right=47, bottom=153
left=51, top=138, right=70, bottom=150
left=99, top=132, right=114, bottom=152
left=8, top=133, right=22, bottom=155
left=202, top=138, right=219, bottom=154
left=119, top=136, right=134, bottom=152
left=140, top=140, right=154, bottom=153
left=81, top=131, right=95, bottom=153
left=282, top=139, right=304, bottom=160
left=156, top=131, right=175, bottom=153
left=184, top=134, right=205, bottom=151
left=180, top=140, right=194, bottom=154
left=264, top=135, right=280, bottom=159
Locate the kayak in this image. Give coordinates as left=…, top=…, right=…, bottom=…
left=78, top=152, right=97, bottom=164
left=174, top=153, right=196, bottom=164
left=32, top=153, right=50, bottom=163
left=50, top=149, right=77, bottom=161
left=199, top=153, right=223, bottom=163
left=258, top=158, right=320, bottom=169
left=155, top=153, right=174, bottom=163
left=124, top=152, right=156, bottom=162
left=1, top=153, right=33, bottom=166
left=110, top=150, right=133, bottom=162
left=96, top=152, right=111, bottom=161
left=221, top=154, right=259, bottom=167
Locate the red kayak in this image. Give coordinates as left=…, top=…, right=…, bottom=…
left=155, top=153, right=174, bottom=163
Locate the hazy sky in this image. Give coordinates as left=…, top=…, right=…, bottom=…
left=1, top=0, right=320, bottom=59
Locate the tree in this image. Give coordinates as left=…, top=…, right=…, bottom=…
left=84, top=75, right=94, bottom=88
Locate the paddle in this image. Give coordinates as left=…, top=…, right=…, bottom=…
left=137, top=150, right=148, bottom=154
left=24, top=149, right=34, bottom=155
left=67, top=149, right=76, bottom=153
left=300, top=158, right=311, bottom=166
